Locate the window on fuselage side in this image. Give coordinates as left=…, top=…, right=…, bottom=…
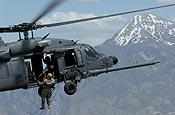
left=64, top=49, right=77, bottom=67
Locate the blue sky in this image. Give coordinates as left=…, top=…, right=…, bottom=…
left=0, top=0, right=175, bottom=46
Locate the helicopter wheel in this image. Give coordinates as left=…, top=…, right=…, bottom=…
left=64, top=82, right=77, bottom=95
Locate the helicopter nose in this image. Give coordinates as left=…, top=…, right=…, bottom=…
left=109, top=56, right=118, bottom=65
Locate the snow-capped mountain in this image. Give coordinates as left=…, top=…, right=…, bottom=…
left=114, top=13, right=175, bottom=46
left=95, top=13, right=175, bottom=114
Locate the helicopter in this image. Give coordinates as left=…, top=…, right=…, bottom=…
left=0, top=0, right=172, bottom=95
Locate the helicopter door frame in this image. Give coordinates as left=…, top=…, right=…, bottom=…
left=74, top=49, right=84, bottom=67
left=23, top=54, right=43, bottom=84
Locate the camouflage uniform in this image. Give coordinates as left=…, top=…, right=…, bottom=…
left=38, top=73, right=55, bottom=110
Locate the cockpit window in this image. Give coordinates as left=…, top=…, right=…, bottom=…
left=84, top=46, right=99, bottom=59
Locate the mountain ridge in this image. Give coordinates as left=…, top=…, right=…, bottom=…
left=113, top=13, right=175, bottom=47
left=95, top=13, right=175, bottom=114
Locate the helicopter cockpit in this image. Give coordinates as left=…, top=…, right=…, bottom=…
left=84, top=46, right=101, bottom=60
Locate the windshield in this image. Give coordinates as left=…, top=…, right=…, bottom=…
left=84, top=46, right=100, bottom=59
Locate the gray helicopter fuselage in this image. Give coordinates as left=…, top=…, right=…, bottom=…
left=0, top=38, right=51, bottom=91
left=0, top=57, right=28, bottom=91
left=44, top=38, right=115, bottom=81
left=0, top=38, right=157, bottom=95
left=0, top=38, right=115, bottom=91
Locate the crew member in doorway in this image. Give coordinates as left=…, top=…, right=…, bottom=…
left=38, top=73, right=55, bottom=110
left=43, top=56, right=51, bottom=67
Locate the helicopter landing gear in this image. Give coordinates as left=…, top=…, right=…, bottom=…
left=62, top=70, right=81, bottom=95
left=64, top=82, right=77, bottom=95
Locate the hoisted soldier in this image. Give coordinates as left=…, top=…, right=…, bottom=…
left=38, top=73, right=55, bottom=110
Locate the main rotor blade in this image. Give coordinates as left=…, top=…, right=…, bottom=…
left=0, top=0, right=66, bottom=33
left=41, top=3, right=175, bottom=28
left=30, top=0, right=65, bottom=25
